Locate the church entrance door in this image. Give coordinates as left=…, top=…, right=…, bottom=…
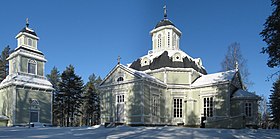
left=116, top=94, right=124, bottom=122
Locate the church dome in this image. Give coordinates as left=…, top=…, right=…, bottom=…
left=154, top=18, right=175, bottom=29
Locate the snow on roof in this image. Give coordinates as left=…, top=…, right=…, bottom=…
left=0, top=115, right=9, bottom=120
left=232, top=89, right=259, bottom=99
left=141, top=50, right=191, bottom=63
left=139, top=49, right=205, bottom=69
left=191, top=69, right=237, bottom=87
left=0, top=73, right=53, bottom=90
left=120, top=64, right=165, bottom=85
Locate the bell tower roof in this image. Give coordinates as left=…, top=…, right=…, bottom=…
left=154, top=5, right=176, bottom=29
left=155, top=19, right=175, bottom=29
left=19, top=27, right=37, bottom=37
left=16, top=18, right=38, bottom=39
left=14, top=19, right=41, bottom=52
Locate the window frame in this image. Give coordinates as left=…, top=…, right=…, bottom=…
left=116, top=94, right=124, bottom=103
left=203, top=97, right=214, bottom=117
left=117, top=76, right=124, bottom=82
left=244, top=102, right=252, bottom=117
left=173, top=98, right=183, bottom=118
left=151, top=95, right=159, bottom=116
left=167, top=32, right=170, bottom=47
left=28, top=38, right=33, bottom=47
left=27, top=59, right=37, bottom=75
left=158, top=34, right=162, bottom=48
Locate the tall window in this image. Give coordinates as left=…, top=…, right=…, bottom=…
left=152, top=96, right=159, bottom=116
left=24, top=37, right=27, bottom=45
left=19, top=38, right=22, bottom=46
left=117, top=94, right=124, bottom=103
left=158, top=34, right=162, bottom=48
left=174, top=98, right=182, bottom=118
left=172, top=34, right=176, bottom=48
left=28, top=60, right=36, bottom=74
left=28, top=38, right=33, bottom=46
left=203, top=97, right=213, bottom=117
left=245, top=102, right=252, bottom=117
left=168, top=32, right=170, bottom=47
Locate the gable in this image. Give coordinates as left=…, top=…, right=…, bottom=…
left=231, top=71, right=243, bottom=89
left=99, top=65, right=141, bottom=86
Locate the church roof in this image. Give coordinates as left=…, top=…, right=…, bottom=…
left=125, top=65, right=165, bottom=85
left=129, top=50, right=207, bottom=74
left=19, top=27, right=37, bottom=37
left=99, top=64, right=166, bottom=87
left=155, top=18, right=175, bottom=29
left=232, top=89, right=260, bottom=99
left=191, top=70, right=237, bottom=87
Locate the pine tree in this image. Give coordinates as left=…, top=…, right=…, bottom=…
left=94, top=76, right=102, bottom=125
left=82, top=74, right=102, bottom=126
left=269, top=75, right=280, bottom=127
left=59, top=65, right=84, bottom=127
left=260, top=0, right=280, bottom=70
left=0, top=45, right=12, bottom=82
left=46, top=67, right=61, bottom=126
left=221, top=42, right=252, bottom=89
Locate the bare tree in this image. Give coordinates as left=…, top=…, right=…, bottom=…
left=221, top=42, right=253, bottom=89
left=259, top=95, right=270, bottom=129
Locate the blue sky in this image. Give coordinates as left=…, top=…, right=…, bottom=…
left=0, top=0, right=277, bottom=99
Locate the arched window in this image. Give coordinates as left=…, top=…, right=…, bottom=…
left=117, top=77, right=124, bottom=82
left=158, top=34, right=162, bottom=48
left=28, top=59, right=37, bottom=74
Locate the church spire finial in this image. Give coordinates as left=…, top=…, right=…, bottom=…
left=117, top=55, right=121, bottom=65
left=163, top=5, right=167, bottom=19
left=235, top=61, right=239, bottom=70
left=26, top=18, right=29, bottom=28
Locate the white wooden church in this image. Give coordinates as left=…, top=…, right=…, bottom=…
left=99, top=6, right=260, bottom=128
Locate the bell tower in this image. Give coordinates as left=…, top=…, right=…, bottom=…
left=0, top=19, right=53, bottom=126
left=150, top=5, right=182, bottom=53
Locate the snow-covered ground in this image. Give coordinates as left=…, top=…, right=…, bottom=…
left=0, top=126, right=279, bottom=139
